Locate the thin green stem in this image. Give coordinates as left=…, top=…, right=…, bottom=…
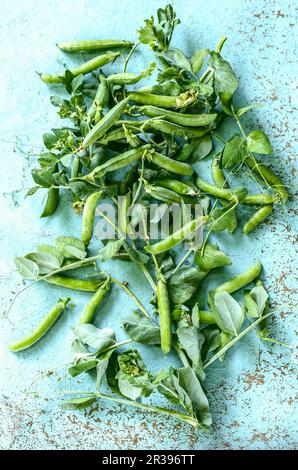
left=110, top=276, right=151, bottom=318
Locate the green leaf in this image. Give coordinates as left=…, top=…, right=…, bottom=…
left=168, top=267, right=205, bottom=304
left=96, top=349, right=114, bottom=389
left=247, top=131, right=273, bottom=155
left=25, top=251, right=63, bottom=274
left=62, top=395, right=97, bottom=410
left=37, top=244, right=64, bottom=265
left=222, top=136, right=247, bottom=168
left=201, top=325, right=222, bottom=361
left=14, top=256, right=39, bottom=279
left=178, top=366, right=212, bottom=427
left=123, top=311, right=161, bottom=345
left=72, top=324, right=116, bottom=351
left=55, top=236, right=86, bottom=260
left=244, top=285, right=268, bottom=318
left=191, top=135, right=213, bottom=162
left=190, top=49, right=209, bottom=73
left=43, top=133, right=58, bottom=150
left=194, top=243, right=231, bottom=272
left=160, top=48, right=192, bottom=71
left=116, top=350, right=154, bottom=400
left=26, top=186, right=40, bottom=197
left=214, top=291, right=244, bottom=336
left=209, top=203, right=239, bottom=232
left=98, top=239, right=124, bottom=262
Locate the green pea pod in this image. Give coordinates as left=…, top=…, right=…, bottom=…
left=147, top=119, right=211, bottom=139
left=241, top=194, right=277, bottom=205
left=87, top=75, right=109, bottom=125
left=156, top=277, right=172, bottom=354
left=145, top=216, right=208, bottom=255
left=82, top=191, right=102, bottom=247
left=144, top=181, right=183, bottom=204
left=214, top=261, right=262, bottom=294
left=128, top=90, right=197, bottom=108
left=79, top=277, right=111, bottom=324
left=152, top=178, right=196, bottom=196
left=149, top=152, right=193, bottom=176
left=40, top=187, right=59, bottom=218
left=39, top=51, right=120, bottom=84
left=9, top=298, right=70, bottom=352
left=118, top=191, right=131, bottom=237
left=139, top=105, right=217, bottom=128
left=245, top=155, right=288, bottom=203
left=57, top=40, right=134, bottom=53
left=86, top=144, right=150, bottom=179
left=243, top=205, right=273, bottom=234
left=45, top=275, right=105, bottom=292
left=82, top=96, right=130, bottom=148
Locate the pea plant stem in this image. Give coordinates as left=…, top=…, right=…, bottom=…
left=109, top=276, right=151, bottom=318
left=64, top=390, right=198, bottom=427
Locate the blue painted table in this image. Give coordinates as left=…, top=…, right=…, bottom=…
left=0, top=0, right=297, bottom=450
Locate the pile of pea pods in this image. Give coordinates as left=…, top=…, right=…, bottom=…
left=10, top=5, right=289, bottom=428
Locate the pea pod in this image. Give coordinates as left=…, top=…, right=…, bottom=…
left=79, top=277, right=111, bottom=324
left=40, top=187, right=59, bottom=218
left=9, top=298, right=70, bottom=352
left=196, top=176, right=236, bottom=201
left=39, top=51, right=120, bottom=84
left=86, top=144, right=150, bottom=179
left=149, top=152, right=193, bottom=176
left=214, top=261, right=262, bottom=294
left=57, top=40, right=134, bottom=53
left=156, top=277, right=172, bottom=354
left=87, top=75, right=109, bottom=125
left=145, top=216, right=208, bottom=255
left=147, top=119, right=211, bottom=139
left=152, top=178, right=196, bottom=196
left=245, top=155, right=289, bottom=203
left=241, top=194, right=277, bottom=205
left=139, top=105, right=217, bottom=128
left=82, top=96, right=130, bottom=148
left=199, top=310, right=218, bottom=325
left=243, top=205, right=273, bottom=234
left=45, top=275, right=105, bottom=292
left=128, top=92, right=183, bottom=108
left=211, top=156, right=237, bottom=233
left=107, top=63, right=155, bottom=86
left=99, top=128, right=127, bottom=145
left=82, top=191, right=102, bottom=247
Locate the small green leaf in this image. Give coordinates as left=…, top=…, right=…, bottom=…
left=26, top=251, right=63, bottom=274
left=222, top=137, right=246, bottom=168
left=236, top=103, right=261, bottom=118
left=72, top=324, right=116, bottom=351
left=98, top=239, right=124, bottom=262
left=14, top=256, right=39, bottom=279
left=62, top=395, right=96, bottom=410
left=191, top=135, right=213, bottom=162
left=244, top=285, right=268, bottom=318
left=247, top=131, right=273, bottom=155
left=68, top=360, right=98, bottom=378
left=214, top=291, right=244, bottom=336
left=209, top=52, right=238, bottom=105
left=190, top=49, right=209, bottom=73
left=168, top=267, right=205, bottom=304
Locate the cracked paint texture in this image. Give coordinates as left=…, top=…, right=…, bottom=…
left=0, top=0, right=297, bottom=450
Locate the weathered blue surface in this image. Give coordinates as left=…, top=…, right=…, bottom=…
left=0, top=0, right=297, bottom=450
